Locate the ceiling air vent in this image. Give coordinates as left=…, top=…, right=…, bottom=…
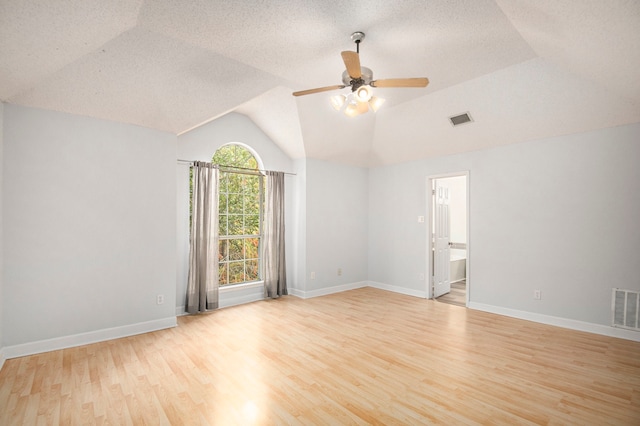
left=449, top=112, right=473, bottom=127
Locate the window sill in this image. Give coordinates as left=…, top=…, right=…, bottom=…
left=219, top=281, right=264, bottom=293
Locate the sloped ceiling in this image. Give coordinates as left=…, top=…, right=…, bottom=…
left=1, top=1, right=639, bottom=167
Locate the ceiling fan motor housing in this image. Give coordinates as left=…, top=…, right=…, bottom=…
left=342, top=67, right=373, bottom=89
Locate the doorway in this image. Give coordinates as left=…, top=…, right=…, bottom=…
left=428, top=173, right=468, bottom=307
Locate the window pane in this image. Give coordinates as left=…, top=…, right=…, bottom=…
left=246, top=157, right=258, bottom=169
left=244, top=215, right=260, bottom=235
left=210, top=145, right=263, bottom=287
left=245, top=238, right=259, bottom=259
left=228, top=215, right=243, bottom=235
left=228, top=174, right=243, bottom=194
left=219, top=263, right=228, bottom=285
left=219, top=193, right=228, bottom=213
left=229, top=238, right=243, bottom=261
left=244, top=176, right=259, bottom=194
left=219, top=173, right=228, bottom=193
left=246, top=259, right=259, bottom=281
left=245, top=193, right=260, bottom=215
left=219, top=214, right=228, bottom=236
left=228, top=193, right=242, bottom=214
left=218, top=239, right=229, bottom=262
left=229, top=262, right=245, bottom=284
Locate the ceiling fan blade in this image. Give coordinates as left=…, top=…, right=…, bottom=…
left=341, top=51, right=362, bottom=79
left=292, top=85, right=345, bottom=97
left=371, top=78, right=429, bottom=88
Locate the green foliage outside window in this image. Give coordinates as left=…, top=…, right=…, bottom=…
left=189, top=144, right=263, bottom=285
left=213, top=144, right=262, bottom=285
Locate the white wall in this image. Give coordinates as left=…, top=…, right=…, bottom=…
left=369, top=123, right=640, bottom=327
left=289, top=158, right=307, bottom=295
left=369, top=158, right=464, bottom=296
left=3, top=105, right=177, bottom=351
left=0, top=102, right=4, bottom=365
left=176, top=113, right=295, bottom=311
left=303, top=158, right=369, bottom=295
left=3, top=100, right=637, bottom=357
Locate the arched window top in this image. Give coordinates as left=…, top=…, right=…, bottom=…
left=212, top=143, right=263, bottom=171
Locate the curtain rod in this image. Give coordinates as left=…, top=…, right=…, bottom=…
left=177, top=159, right=296, bottom=176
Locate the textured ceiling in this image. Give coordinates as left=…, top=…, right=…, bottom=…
left=1, top=0, right=639, bottom=166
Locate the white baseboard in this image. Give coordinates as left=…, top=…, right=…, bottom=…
left=289, top=281, right=428, bottom=300
left=219, top=292, right=264, bottom=309
left=3, top=317, right=178, bottom=359
left=368, top=281, right=428, bottom=299
left=0, top=347, right=6, bottom=371
left=469, top=302, right=640, bottom=342
left=291, top=281, right=368, bottom=299
left=288, top=287, right=305, bottom=298
left=177, top=285, right=265, bottom=316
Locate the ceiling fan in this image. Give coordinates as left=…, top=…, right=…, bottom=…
left=292, top=32, right=429, bottom=116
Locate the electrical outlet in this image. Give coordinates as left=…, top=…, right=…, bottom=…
left=310, top=271, right=315, bottom=280
left=157, top=294, right=164, bottom=305
left=337, top=268, right=342, bottom=276
left=533, top=290, right=541, bottom=300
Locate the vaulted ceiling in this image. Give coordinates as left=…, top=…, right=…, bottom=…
left=1, top=1, right=639, bottom=167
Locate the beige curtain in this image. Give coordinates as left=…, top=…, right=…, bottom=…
left=186, top=161, right=219, bottom=313
left=263, top=171, right=287, bottom=298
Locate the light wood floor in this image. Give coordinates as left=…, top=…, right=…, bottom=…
left=436, top=280, right=467, bottom=307
left=1, top=288, right=640, bottom=425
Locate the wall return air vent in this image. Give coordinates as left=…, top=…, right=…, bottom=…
left=449, top=112, right=473, bottom=127
left=612, top=288, right=640, bottom=331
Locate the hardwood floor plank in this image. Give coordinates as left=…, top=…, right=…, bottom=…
left=436, top=280, right=467, bottom=307
left=1, top=287, right=640, bottom=425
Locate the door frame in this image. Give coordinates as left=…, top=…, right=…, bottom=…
left=426, top=171, right=470, bottom=304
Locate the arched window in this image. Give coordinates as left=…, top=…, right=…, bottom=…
left=213, top=144, right=263, bottom=285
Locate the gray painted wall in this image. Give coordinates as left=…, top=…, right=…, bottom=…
left=305, top=159, right=369, bottom=292
left=1, top=102, right=638, bottom=352
left=290, top=158, right=307, bottom=294
left=2, top=104, right=177, bottom=346
left=369, top=123, right=640, bottom=326
left=0, top=102, right=4, bottom=357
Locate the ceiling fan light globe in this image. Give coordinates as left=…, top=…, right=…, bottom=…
left=369, top=96, right=385, bottom=112
left=330, top=94, right=346, bottom=111
left=356, top=100, right=369, bottom=115
left=355, top=85, right=372, bottom=102
left=344, top=102, right=360, bottom=117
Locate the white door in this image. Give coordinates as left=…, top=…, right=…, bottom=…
left=433, top=182, right=451, bottom=298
